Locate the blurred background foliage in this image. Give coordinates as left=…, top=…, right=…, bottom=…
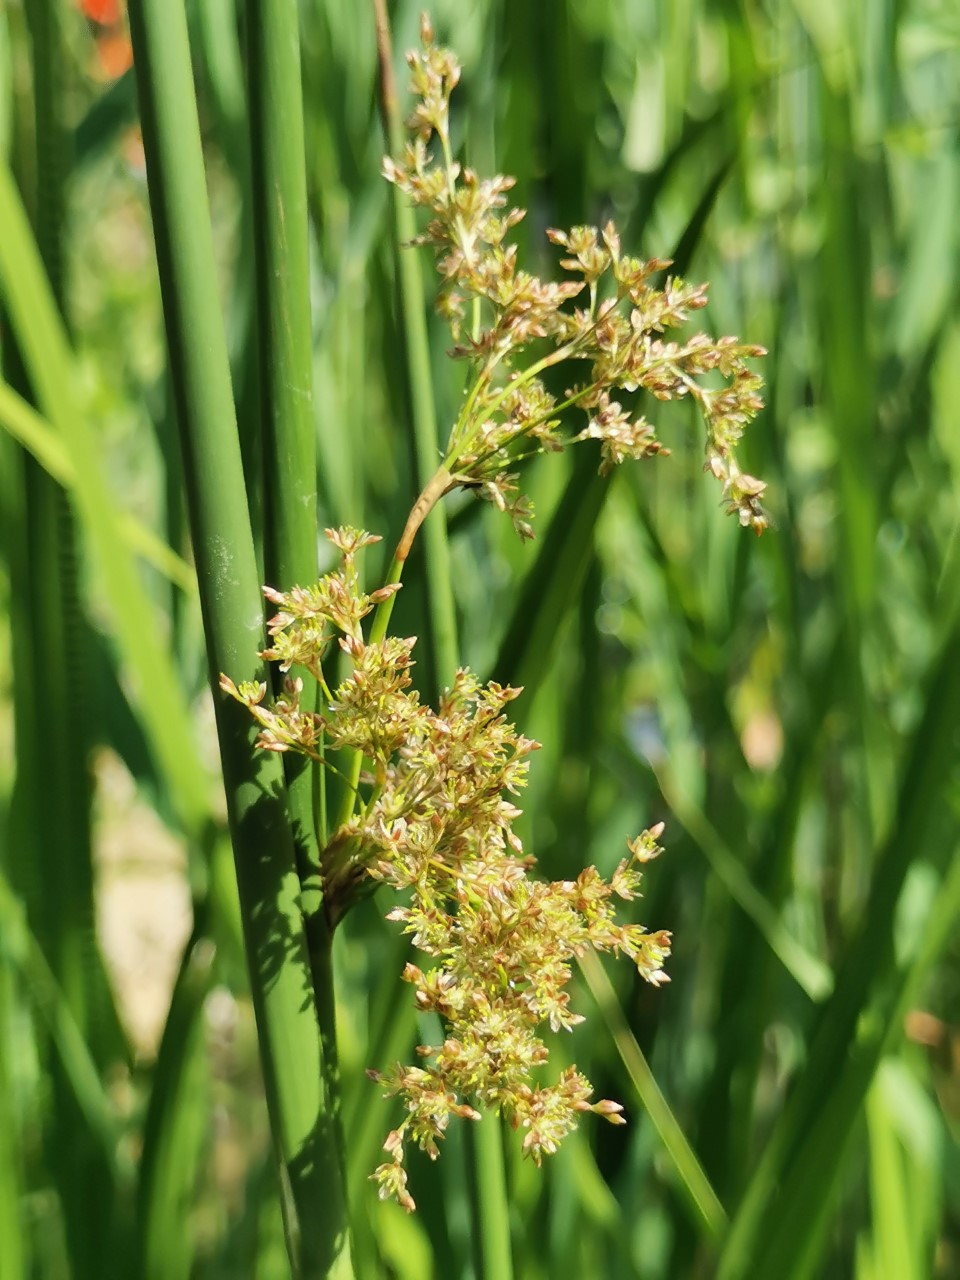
left=1, top=0, right=959, bottom=1277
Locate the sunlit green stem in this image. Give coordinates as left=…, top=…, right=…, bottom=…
left=372, top=8, right=513, bottom=1274
left=464, top=1114, right=514, bottom=1280
left=374, top=0, right=458, bottom=690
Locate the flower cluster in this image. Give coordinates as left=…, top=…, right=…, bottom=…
left=369, top=824, right=670, bottom=1212
left=218, top=17, right=776, bottom=1219
left=222, top=530, right=671, bottom=1212
left=383, top=15, right=769, bottom=537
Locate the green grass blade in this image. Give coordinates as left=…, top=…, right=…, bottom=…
left=579, top=950, right=727, bottom=1244
left=493, top=454, right=609, bottom=697
left=741, top=838, right=960, bottom=1280
left=0, top=162, right=210, bottom=839
left=135, top=932, right=214, bottom=1280
left=0, top=867, right=120, bottom=1169
left=72, top=67, right=138, bottom=169
left=491, top=144, right=734, bottom=700
left=652, top=771, right=834, bottom=1001
left=0, top=378, right=196, bottom=594
left=866, top=1075, right=916, bottom=1280
left=717, top=621, right=960, bottom=1278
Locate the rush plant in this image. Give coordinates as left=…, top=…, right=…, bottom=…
left=3, top=2, right=957, bottom=1280
left=222, top=12, right=767, bottom=1227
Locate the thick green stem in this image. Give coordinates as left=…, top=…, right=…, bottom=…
left=127, top=3, right=350, bottom=1275
left=244, top=0, right=326, bottom=855
left=464, top=1114, right=515, bottom=1280
left=243, top=16, right=349, bottom=1236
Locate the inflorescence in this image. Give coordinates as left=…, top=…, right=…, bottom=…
left=382, top=14, right=769, bottom=543
left=222, top=530, right=671, bottom=1212
left=222, top=13, right=770, bottom=1214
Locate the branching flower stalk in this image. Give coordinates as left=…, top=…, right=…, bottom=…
left=222, top=529, right=671, bottom=1212
left=222, top=16, right=768, bottom=1215
left=382, top=15, right=769, bottom=564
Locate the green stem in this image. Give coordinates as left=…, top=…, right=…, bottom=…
left=0, top=961, right=24, bottom=1280
left=464, top=1114, right=515, bottom=1280
left=464, top=340, right=590, bottom=431
left=374, top=0, right=458, bottom=689
left=333, top=548, right=406, bottom=832
left=243, top=17, right=349, bottom=1240
left=374, top=7, right=513, bottom=1276
left=244, top=0, right=325, bottom=855
left=451, top=380, right=604, bottom=479
left=370, top=553, right=406, bottom=644
left=332, top=0, right=468, bottom=835
left=127, top=4, right=350, bottom=1275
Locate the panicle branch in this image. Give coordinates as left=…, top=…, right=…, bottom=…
left=221, top=528, right=671, bottom=1212
left=382, top=21, right=769, bottom=537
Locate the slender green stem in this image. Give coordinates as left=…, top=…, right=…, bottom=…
left=127, top=4, right=349, bottom=1275
left=373, top=7, right=512, bottom=1276
left=374, top=0, right=458, bottom=690
left=370, top=553, right=405, bottom=643
left=0, top=961, right=24, bottom=1280
left=464, top=1114, right=515, bottom=1280
left=450, top=380, right=604, bottom=479
left=447, top=358, right=500, bottom=456
left=333, top=549, right=406, bottom=832
left=442, top=284, right=621, bottom=471
left=448, top=337, right=591, bottom=463
left=135, top=929, right=214, bottom=1279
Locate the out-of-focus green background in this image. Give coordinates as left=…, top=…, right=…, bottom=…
left=1, top=1, right=958, bottom=1277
